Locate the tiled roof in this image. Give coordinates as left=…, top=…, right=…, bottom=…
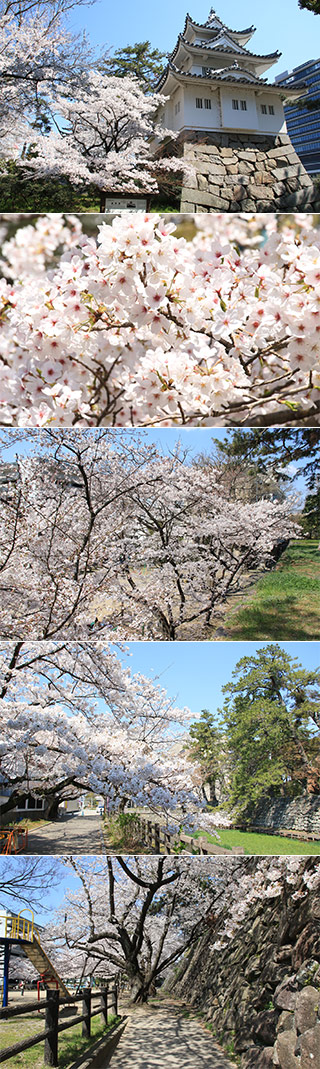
left=169, top=33, right=280, bottom=64
left=157, top=61, right=284, bottom=90
left=184, top=12, right=256, bottom=36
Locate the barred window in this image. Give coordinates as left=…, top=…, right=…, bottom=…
left=268, top=104, right=275, bottom=115
left=240, top=99, right=247, bottom=111
left=232, top=99, right=239, bottom=110
left=196, top=97, right=203, bottom=108
left=204, top=98, right=212, bottom=110
left=174, top=101, right=181, bottom=115
left=261, top=104, right=267, bottom=114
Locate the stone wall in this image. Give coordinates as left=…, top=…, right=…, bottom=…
left=170, top=861, right=320, bottom=1068
left=244, top=794, right=320, bottom=840
left=179, top=131, right=314, bottom=212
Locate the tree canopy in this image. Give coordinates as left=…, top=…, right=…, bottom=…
left=221, top=645, right=320, bottom=814
left=209, top=430, right=320, bottom=491
left=298, top=0, right=320, bottom=12
left=0, top=429, right=298, bottom=640
left=100, top=41, right=166, bottom=92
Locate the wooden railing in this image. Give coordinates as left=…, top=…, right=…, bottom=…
left=135, top=816, right=244, bottom=855
left=0, top=982, right=119, bottom=1066
left=0, top=827, right=28, bottom=854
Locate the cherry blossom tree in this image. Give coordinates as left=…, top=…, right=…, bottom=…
left=0, top=640, right=199, bottom=821
left=46, top=856, right=320, bottom=1002
left=0, top=212, right=319, bottom=428
left=0, top=429, right=299, bottom=640
left=0, top=0, right=97, bottom=154
left=19, top=74, right=184, bottom=211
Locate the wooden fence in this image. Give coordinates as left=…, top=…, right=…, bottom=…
left=135, top=816, right=244, bottom=855
left=0, top=982, right=118, bottom=1066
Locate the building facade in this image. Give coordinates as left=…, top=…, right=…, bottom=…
left=276, top=59, right=320, bottom=175
left=155, top=8, right=314, bottom=212
left=157, top=9, right=301, bottom=139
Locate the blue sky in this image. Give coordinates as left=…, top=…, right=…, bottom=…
left=115, top=641, right=320, bottom=721
left=69, top=1, right=319, bottom=77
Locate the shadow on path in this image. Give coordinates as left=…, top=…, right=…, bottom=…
left=25, top=811, right=105, bottom=855
left=107, top=1003, right=236, bottom=1069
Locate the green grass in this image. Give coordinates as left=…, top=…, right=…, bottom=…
left=195, top=827, right=320, bottom=856
left=1, top=1010, right=118, bottom=1068
left=225, top=540, right=320, bottom=640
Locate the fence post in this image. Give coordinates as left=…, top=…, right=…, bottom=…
left=110, top=984, right=118, bottom=1017
left=154, top=823, right=160, bottom=854
left=44, top=990, right=59, bottom=1067
left=82, top=987, right=91, bottom=1039
left=100, top=986, right=108, bottom=1026
left=147, top=821, right=152, bottom=848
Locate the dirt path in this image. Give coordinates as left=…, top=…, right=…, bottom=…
left=25, top=810, right=105, bottom=855
left=107, top=1003, right=237, bottom=1069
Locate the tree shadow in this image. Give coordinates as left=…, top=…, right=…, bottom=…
left=107, top=1005, right=236, bottom=1068
left=227, top=595, right=320, bottom=641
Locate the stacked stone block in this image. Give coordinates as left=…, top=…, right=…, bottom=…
left=171, top=869, right=320, bottom=1068
left=180, top=132, right=314, bottom=212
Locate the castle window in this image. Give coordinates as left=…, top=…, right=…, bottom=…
left=261, top=104, right=267, bottom=114
left=232, top=99, right=239, bottom=110
left=204, top=98, right=212, bottom=109
left=196, top=98, right=203, bottom=109
left=268, top=104, right=275, bottom=114
left=240, top=100, right=247, bottom=111
left=174, top=101, right=181, bottom=115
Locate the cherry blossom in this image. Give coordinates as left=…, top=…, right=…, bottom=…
left=0, top=640, right=199, bottom=821
left=0, top=213, right=319, bottom=428
left=0, top=429, right=299, bottom=640
left=44, top=856, right=320, bottom=1002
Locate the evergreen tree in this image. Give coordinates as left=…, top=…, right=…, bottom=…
left=301, top=488, right=320, bottom=538
left=298, top=0, right=320, bottom=12
left=100, top=41, right=166, bottom=92
left=186, top=709, right=222, bottom=805
left=209, top=430, right=320, bottom=491
left=221, top=645, right=320, bottom=816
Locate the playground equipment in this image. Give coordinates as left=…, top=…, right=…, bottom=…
left=0, top=910, right=70, bottom=1007
left=0, top=828, right=28, bottom=854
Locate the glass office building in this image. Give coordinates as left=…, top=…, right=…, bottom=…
left=276, top=58, right=320, bottom=175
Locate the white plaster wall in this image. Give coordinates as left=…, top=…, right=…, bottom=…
left=221, top=88, right=259, bottom=130
left=182, top=84, right=221, bottom=129
left=256, top=93, right=286, bottom=133
left=221, top=88, right=285, bottom=134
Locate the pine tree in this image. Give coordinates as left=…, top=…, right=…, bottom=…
left=100, top=41, right=166, bottom=92
left=186, top=710, right=222, bottom=805
left=221, top=645, right=320, bottom=815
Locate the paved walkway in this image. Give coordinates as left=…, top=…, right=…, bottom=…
left=108, top=1003, right=237, bottom=1069
left=26, top=811, right=105, bottom=854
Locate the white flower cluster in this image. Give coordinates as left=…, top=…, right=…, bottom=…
left=212, top=858, right=320, bottom=949
left=0, top=212, right=319, bottom=428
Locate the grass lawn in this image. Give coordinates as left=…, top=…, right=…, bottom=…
left=1, top=1010, right=118, bottom=1069
left=224, top=540, right=320, bottom=640
left=195, top=827, right=320, bottom=856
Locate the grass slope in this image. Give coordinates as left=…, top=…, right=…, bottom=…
left=196, top=827, right=320, bottom=856
left=225, top=540, right=320, bottom=640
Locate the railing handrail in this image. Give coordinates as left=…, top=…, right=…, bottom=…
left=0, top=983, right=120, bottom=1065
left=134, top=814, right=244, bottom=855
left=0, top=980, right=117, bottom=1019
left=0, top=910, right=36, bottom=942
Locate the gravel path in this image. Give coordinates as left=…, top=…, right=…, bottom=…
left=107, top=1003, right=237, bottom=1069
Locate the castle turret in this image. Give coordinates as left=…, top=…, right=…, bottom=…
left=156, top=8, right=314, bottom=211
